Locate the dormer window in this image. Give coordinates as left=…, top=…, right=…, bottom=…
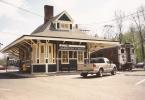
left=55, top=22, right=72, bottom=30
left=52, top=11, right=73, bottom=31
left=61, top=23, right=69, bottom=29
left=59, top=14, right=71, bottom=21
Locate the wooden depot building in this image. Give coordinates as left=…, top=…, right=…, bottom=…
left=1, top=5, right=119, bottom=73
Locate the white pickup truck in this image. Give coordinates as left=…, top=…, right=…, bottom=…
left=77, top=57, right=117, bottom=77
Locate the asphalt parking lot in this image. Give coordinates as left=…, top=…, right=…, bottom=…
left=0, top=69, right=145, bottom=100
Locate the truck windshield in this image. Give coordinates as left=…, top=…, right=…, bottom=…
left=90, top=58, right=105, bottom=63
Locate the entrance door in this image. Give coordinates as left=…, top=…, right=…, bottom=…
left=40, top=44, right=45, bottom=63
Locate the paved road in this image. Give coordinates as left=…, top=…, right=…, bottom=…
left=0, top=69, right=145, bottom=100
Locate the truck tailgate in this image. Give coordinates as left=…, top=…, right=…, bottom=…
left=77, top=64, right=94, bottom=71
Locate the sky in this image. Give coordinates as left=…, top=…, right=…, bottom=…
left=0, top=0, right=145, bottom=49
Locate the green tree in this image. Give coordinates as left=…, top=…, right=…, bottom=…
left=122, top=25, right=143, bottom=62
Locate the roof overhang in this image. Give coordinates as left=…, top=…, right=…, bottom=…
left=0, top=35, right=119, bottom=53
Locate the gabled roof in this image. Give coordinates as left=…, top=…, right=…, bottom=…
left=31, top=21, right=52, bottom=34
left=53, top=11, right=73, bottom=22
left=31, top=11, right=73, bottom=34
left=31, top=10, right=106, bottom=41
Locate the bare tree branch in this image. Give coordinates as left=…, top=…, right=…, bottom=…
left=115, top=10, right=125, bottom=43
left=131, top=8, right=145, bottom=61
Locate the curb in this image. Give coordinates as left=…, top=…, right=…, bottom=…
left=8, top=71, right=35, bottom=78
left=6, top=71, right=80, bottom=78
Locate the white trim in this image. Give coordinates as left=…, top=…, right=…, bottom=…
left=32, top=63, right=47, bottom=65
left=32, top=44, right=37, bottom=64
left=36, top=43, right=39, bottom=59
left=47, top=43, right=56, bottom=64
left=45, top=64, right=48, bottom=73
left=24, top=36, right=119, bottom=44
left=1, top=36, right=25, bottom=52
left=1, top=35, right=119, bottom=55
left=54, top=11, right=74, bottom=22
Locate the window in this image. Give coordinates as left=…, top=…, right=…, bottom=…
left=58, top=14, right=71, bottom=21
left=61, top=51, right=69, bottom=64
left=48, top=45, right=53, bottom=63
left=121, top=49, right=124, bottom=53
left=36, top=44, right=39, bottom=63
left=60, top=23, right=69, bottom=29
left=70, top=24, right=72, bottom=29
left=77, top=51, right=84, bottom=64
left=39, top=44, right=45, bottom=63
left=49, top=46, right=51, bottom=53
left=61, top=23, right=65, bottom=28
left=32, top=45, right=37, bottom=63
left=65, top=24, right=68, bottom=28
left=57, top=23, right=60, bottom=29
left=37, top=44, right=39, bottom=58
left=46, top=59, right=48, bottom=63
left=41, top=45, right=44, bottom=53
left=47, top=44, right=56, bottom=64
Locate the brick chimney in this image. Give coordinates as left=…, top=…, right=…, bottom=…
left=44, top=5, right=54, bottom=24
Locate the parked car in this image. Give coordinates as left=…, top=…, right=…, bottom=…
left=0, top=65, right=5, bottom=70
left=135, top=62, right=145, bottom=68
left=77, top=57, right=117, bottom=77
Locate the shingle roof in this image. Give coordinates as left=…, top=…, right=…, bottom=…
left=31, top=11, right=102, bottom=40
left=31, top=11, right=65, bottom=34
left=32, top=29, right=100, bottom=40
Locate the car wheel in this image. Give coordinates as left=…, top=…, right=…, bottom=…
left=98, top=69, right=103, bottom=77
left=111, top=67, right=116, bottom=75
left=81, top=73, right=87, bottom=78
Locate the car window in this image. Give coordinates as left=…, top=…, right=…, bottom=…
left=90, top=58, right=105, bottom=63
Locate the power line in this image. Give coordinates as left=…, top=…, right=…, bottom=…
left=79, top=6, right=145, bottom=27
left=0, top=0, right=43, bottom=17
left=1, top=0, right=145, bottom=29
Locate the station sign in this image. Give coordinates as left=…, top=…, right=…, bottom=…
left=59, top=44, right=86, bottom=51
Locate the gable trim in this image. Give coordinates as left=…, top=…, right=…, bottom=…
left=55, top=11, right=73, bottom=22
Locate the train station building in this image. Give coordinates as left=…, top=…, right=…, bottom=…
left=1, top=5, right=119, bottom=73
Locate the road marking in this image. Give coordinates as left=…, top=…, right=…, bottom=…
left=135, top=79, right=145, bottom=86
left=0, top=88, right=11, bottom=91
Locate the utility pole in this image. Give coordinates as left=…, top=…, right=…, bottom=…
left=103, top=25, right=114, bottom=39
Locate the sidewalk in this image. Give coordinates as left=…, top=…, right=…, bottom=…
left=1, top=70, right=80, bottom=78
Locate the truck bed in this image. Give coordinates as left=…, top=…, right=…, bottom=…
left=77, top=64, right=94, bottom=71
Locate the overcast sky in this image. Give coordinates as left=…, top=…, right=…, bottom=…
left=0, top=0, right=145, bottom=48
